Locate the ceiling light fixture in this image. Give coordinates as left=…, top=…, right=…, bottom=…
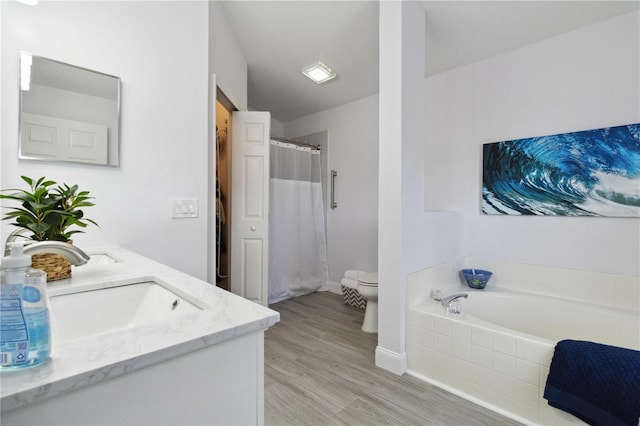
left=302, top=61, right=336, bottom=84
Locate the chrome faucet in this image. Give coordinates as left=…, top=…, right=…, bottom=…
left=4, top=228, right=28, bottom=254
left=4, top=229, right=90, bottom=266
left=436, top=292, right=468, bottom=308
left=23, top=242, right=90, bottom=266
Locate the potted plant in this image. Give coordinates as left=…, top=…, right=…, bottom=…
left=0, top=176, right=98, bottom=280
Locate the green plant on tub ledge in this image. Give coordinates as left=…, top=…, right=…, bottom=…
left=0, top=176, right=99, bottom=281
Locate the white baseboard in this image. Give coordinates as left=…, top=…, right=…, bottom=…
left=375, top=346, right=407, bottom=375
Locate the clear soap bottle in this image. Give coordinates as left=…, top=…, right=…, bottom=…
left=0, top=242, right=51, bottom=370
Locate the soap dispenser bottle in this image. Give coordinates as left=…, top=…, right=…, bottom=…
left=0, top=242, right=51, bottom=369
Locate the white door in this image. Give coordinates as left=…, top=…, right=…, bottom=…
left=21, top=113, right=108, bottom=164
left=230, top=111, right=270, bottom=306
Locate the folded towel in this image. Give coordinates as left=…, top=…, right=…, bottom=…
left=344, top=270, right=368, bottom=280
left=543, top=339, right=640, bottom=426
left=340, top=277, right=359, bottom=289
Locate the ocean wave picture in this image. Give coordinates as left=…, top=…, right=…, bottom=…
left=482, top=123, right=640, bottom=217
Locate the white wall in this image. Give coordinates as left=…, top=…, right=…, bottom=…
left=284, top=95, right=379, bottom=283
left=270, top=117, right=284, bottom=138
left=1, top=1, right=210, bottom=279
left=424, top=10, right=640, bottom=277
left=209, top=1, right=247, bottom=112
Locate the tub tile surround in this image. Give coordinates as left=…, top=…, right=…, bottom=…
left=407, top=307, right=559, bottom=424
left=407, top=257, right=639, bottom=314
left=0, top=246, right=280, bottom=420
left=406, top=258, right=639, bottom=425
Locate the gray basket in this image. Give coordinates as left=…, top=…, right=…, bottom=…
left=341, top=285, right=366, bottom=310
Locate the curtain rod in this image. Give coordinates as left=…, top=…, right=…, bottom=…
left=270, top=136, right=320, bottom=151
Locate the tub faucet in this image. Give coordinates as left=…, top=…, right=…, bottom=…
left=439, top=293, right=468, bottom=308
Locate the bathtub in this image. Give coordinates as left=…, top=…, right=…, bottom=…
left=455, top=289, right=638, bottom=349
left=406, top=287, right=640, bottom=425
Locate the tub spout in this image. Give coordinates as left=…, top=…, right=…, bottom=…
left=439, top=292, right=468, bottom=308
left=22, top=241, right=90, bottom=266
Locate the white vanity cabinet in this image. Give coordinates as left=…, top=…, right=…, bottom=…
left=0, top=247, right=279, bottom=426
left=2, top=333, right=265, bottom=425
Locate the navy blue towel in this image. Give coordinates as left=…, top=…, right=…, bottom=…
left=543, top=339, right=640, bottom=426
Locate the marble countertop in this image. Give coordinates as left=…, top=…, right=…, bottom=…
left=0, top=246, right=280, bottom=412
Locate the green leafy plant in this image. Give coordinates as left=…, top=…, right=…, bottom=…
left=0, top=176, right=98, bottom=242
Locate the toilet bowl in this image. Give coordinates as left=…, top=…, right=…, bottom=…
left=357, top=272, right=378, bottom=333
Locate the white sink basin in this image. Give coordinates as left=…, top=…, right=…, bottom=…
left=49, top=280, right=202, bottom=342
left=87, top=252, right=119, bottom=265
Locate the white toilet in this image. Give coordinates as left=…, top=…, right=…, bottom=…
left=357, top=272, right=378, bottom=333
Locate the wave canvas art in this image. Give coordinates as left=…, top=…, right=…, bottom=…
left=482, top=123, right=640, bottom=217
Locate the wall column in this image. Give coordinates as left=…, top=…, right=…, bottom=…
left=377, top=0, right=426, bottom=374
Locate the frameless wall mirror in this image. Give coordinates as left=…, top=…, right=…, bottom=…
left=19, top=52, right=121, bottom=167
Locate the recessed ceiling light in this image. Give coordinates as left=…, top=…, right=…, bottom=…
left=302, top=61, right=336, bottom=84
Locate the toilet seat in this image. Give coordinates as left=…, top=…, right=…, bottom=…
left=358, top=272, right=378, bottom=286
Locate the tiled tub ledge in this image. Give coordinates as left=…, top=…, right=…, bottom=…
left=0, top=246, right=280, bottom=426
left=406, top=258, right=639, bottom=425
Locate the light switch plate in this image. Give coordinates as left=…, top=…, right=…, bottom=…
left=171, top=199, right=198, bottom=218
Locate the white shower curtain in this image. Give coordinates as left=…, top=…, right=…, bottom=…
left=268, top=140, right=329, bottom=304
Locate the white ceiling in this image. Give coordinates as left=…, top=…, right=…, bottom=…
left=221, top=1, right=639, bottom=123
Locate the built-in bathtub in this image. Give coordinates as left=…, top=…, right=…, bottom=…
left=406, top=259, right=640, bottom=425
left=455, top=289, right=637, bottom=348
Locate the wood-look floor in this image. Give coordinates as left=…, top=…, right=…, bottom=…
left=264, top=292, right=523, bottom=426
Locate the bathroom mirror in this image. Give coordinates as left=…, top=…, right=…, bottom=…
left=19, top=52, right=121, bottom=167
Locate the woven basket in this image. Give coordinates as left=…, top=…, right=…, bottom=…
left=341, top=285, right=366, bottom=310
left=32, top=252, right=72, bottom=282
